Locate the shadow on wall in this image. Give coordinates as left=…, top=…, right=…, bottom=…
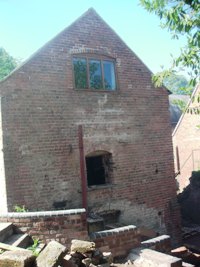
left=178, top=171, right=200, bottom=226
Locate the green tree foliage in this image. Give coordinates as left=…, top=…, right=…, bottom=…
left=165, top=74, right=191, bottom=111
left=140, top=0, right=200, bottom=88
left=0, top=47, right=18, bottom=80
left=164, top=73, right=193, bottom=94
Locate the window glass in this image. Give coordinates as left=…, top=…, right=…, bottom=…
left=89, top=60, right=103, bottom=89
left=103, top=61, right=116, bottom=90
left=73, top=58, right=87, bottom=89
left=73, top=56, right=117, bottom=91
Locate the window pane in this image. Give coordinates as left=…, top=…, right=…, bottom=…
left=73, top=58, right=87, bottom=89
left=89, top=60, right=103, bottom=89
left=103, top=61, right=116, bottom=90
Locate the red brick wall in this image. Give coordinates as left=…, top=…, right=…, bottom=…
left=141, top=235, right=171, bottom=253
left=0, top=210, right=142, bottom=257
left=0, top=209, right=88, bottom=246
left=173, top=85, right=200, bottom=191
left=0, top=9, right=181, bottom=244
left=90, top=225, right=141, bottom=257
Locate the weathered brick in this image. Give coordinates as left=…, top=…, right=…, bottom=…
left=173, top=84, right=200, bottom=191
left=0, top=8, right=180, bottom=244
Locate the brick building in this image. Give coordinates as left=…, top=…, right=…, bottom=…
left=0, top=9, right=180, bottom=241
left=173, top=84, right=200, bottom=191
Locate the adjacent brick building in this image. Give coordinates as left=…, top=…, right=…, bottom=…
left=173, top=84, right=200, bottom=191
left=0, top=9, right=180, bottom=242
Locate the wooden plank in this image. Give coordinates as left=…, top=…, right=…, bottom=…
left=0, top=242, right=27, bottom=252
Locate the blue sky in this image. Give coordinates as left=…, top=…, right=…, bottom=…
left=0, top=0, right=186, bottom=74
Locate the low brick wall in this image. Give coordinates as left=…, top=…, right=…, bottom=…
left=141, top=235, right=172, bottom=253
left=90, top=225, right=141, bottom=258
left=0, top=209, right=88, bottom=247
left=0, top=210, right=142, bottom=257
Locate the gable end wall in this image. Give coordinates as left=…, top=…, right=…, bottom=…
left=0, top=9, right=181, bottom=244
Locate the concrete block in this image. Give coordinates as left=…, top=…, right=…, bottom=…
left=36, top=240, right=67, bottom=267
left=0, top=223, right=13, bottom=243
left=71, top=240, right=95, bottom=253
left=182, top=262, right=195, bottom=267
left=128, top=248, right=182, bottom=267
left=0, top=250, right=35, bottom=267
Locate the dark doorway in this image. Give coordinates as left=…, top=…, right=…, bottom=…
left=85, top=151, right=112, bottom=186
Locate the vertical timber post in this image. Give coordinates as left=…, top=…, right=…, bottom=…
left=176, top=146, right=180, bottom=174
left=78, top=125, right=88, bottom=212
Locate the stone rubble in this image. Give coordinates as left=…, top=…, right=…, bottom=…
left=0, top=250, right=35, bottom=267
left=63, top=239, right=112, bottom=267
left=36, top=240, right=67, bottom=267
left=0, top=239, right=113, bottom=267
